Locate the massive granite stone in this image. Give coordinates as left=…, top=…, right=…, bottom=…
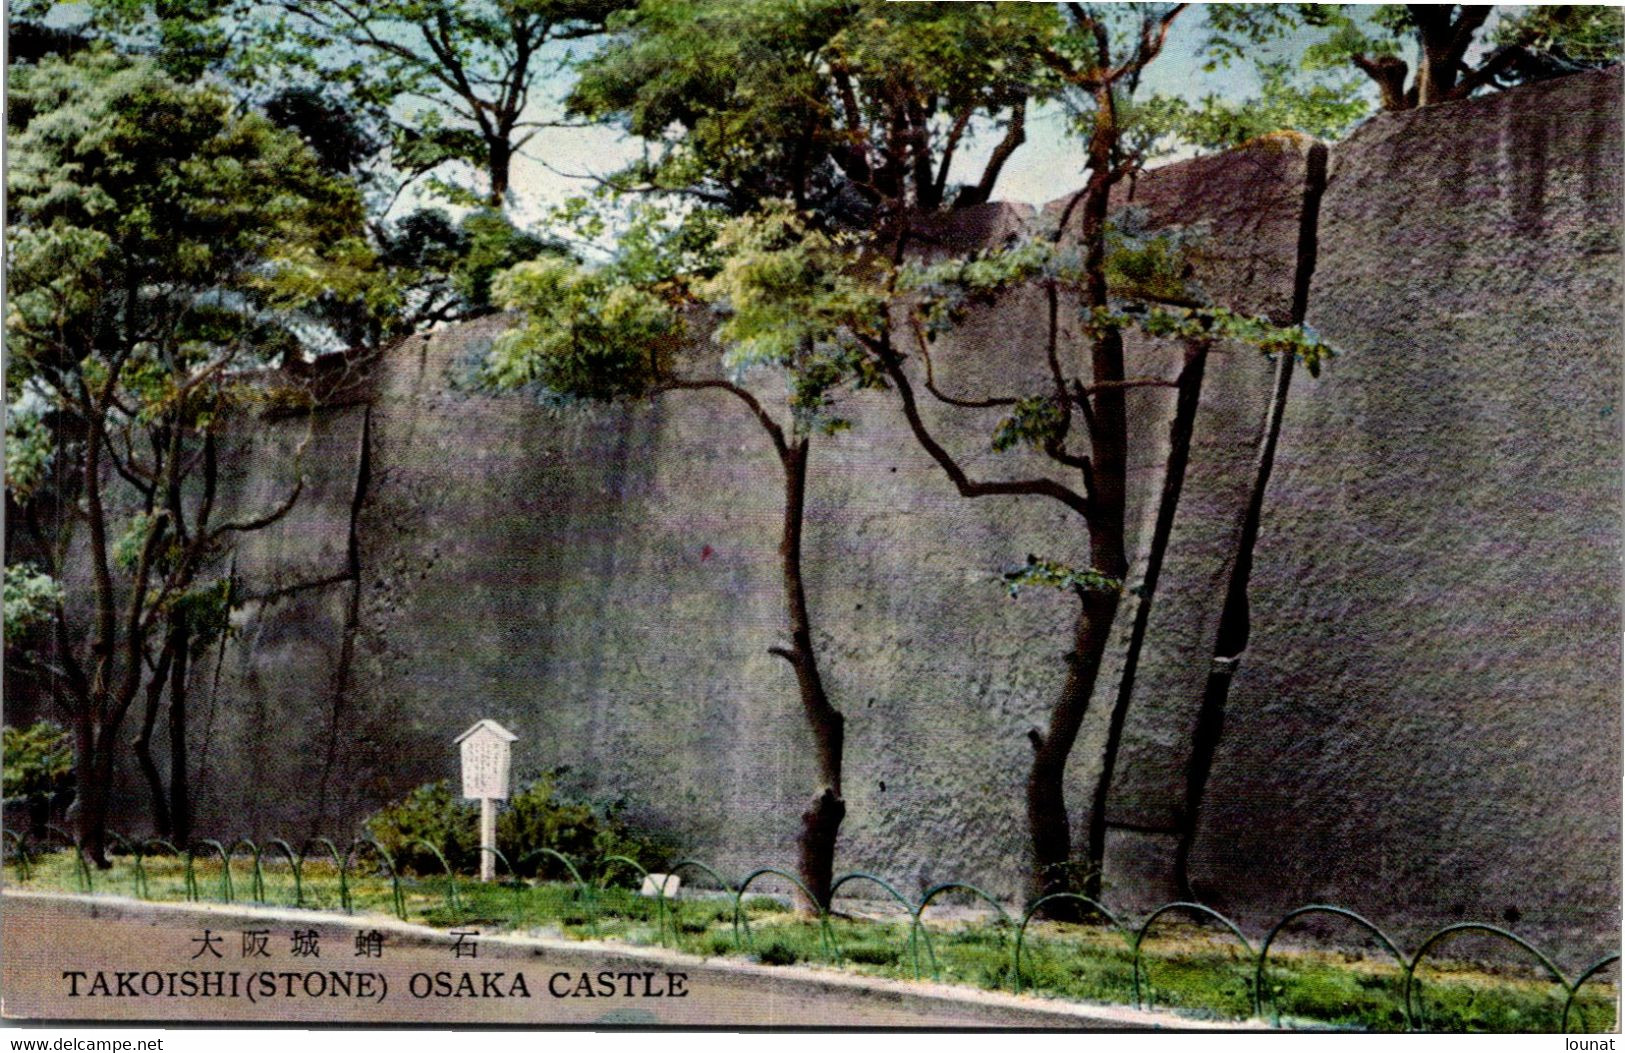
left=38, top=68, right=1617, bottom=958
left=1191, top=67, right=1623, bottom=953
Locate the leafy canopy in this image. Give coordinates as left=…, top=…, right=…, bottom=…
left=570, top=0, right=1062, bottom=216
left=1, top=721, right=75, bottom=803
left=6, top=51, right=377, bottom=662
left=7, top=49, right=376, bottom=386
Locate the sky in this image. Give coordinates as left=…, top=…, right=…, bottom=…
left=494, top=3, right=1361, bottom=224
left=37, top=0, right=1506, bottom=224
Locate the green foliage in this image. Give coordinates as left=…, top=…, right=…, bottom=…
left=4, top=401, right=54, bottom=503
left=1202, top=3, right=1622, bottom=123
left=11, top=0, right=240, bottom=82
left=1087, top=305, right=1336, bottom=377
left=1201, top=5, right=1405, bottom=71
left=900, top=216, right=1207, bottom=327
left=111, top=513, right=157, bottom=572
left=7, top=51, right=374, bottom=380
left=487, top=256, right=679, bottom=401
left=701, top=203, right=888, bottom=372
left=1003, top=555, right=1122, bottom=598
left=1103, top=210, right=1209, bottom=304
left=1493, top=6, right=1625, bottom=79
left=3, top=564, right=64, bottom=640
left=570, top=0, right=1061, bottom=214
left=901, top=240, right=1078, bottom=335
left=754, top=939, right=799, bottom=966
left=240, top=0, right=625, bottom=205
left=453, top=210, right=568, bottom=312
left=1, top=721, right=75, bottom=803
left=363, top=773, right=673, bottom=881
left=498, top=769, right=673, bottom=881
left=168, top=577, right=236, bottom=656
left=363, top=781, right=480, bottom=876
left=697, top=203, right=891, bottom=431
left=1145, top=62, right=1370, bottom=153
left=992, top=397, right=1067, bottom=454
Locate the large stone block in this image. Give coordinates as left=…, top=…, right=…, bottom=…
left=1193, top=68, right=1623, bottom=955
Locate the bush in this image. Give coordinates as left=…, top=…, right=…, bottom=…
left=363, top=770, right=672, bottom=882
left=363, top=781, right=479, bottom=875
left=756, top=940, right=799, bottom=966
left=1, top=720, right=76, bottom=835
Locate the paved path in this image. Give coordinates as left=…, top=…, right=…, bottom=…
left=1, top=891, right=1246, bottom=1028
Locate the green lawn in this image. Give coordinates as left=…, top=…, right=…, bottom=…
left=6, top=850, right=1615, bottom=1033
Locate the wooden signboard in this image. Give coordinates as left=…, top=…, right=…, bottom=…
left=455, top=719, right=518, bottom=881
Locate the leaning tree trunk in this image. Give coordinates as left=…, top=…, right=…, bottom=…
left=167, top=612, right=194, bottom=844
left=1025, top=112, right=1130, bottom=908
left=776, top=439, right=846, bottom=910
left=1026, top=586, right=1122, bottom=906
left=132, top=636, right=178, bottom=839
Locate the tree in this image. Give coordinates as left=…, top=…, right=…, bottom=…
left=5, top=51, right=374, bottom=861
left=253, top=0, right=627, bottom=207
left=473, top=0, right=1066, bottom=908
left=661, top=4, right=1341, bottom=912
left=18, top=0, right=627, bottom=205
left=16, top=1, right=589, bottom=340
left=1141, top=59, right=1371, bottom=153
left=547, top=0, right=1348, bottom=909
left=568, top=0, right=1061, bottom=219
left=483, top=206, right=885, bottom=909
left=1205, top=4, right=1623, bottom=115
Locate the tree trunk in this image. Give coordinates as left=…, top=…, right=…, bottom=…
left=1083, top=342, right=1209, bottom=901
left=132, top=638, right=177, bottom=839
left=1025, top=84, right=1130, bottom=914
left=1411, top=4, right=1489, bottom=107
left=487, top=137, right=512, bottom=208
left=1026, top=586, right=1121, bottom=906
left=777, top=439, right=845, bottom=910
left=75, top=720, right=116, bottom=868
left=168, top=614, right=193, bottom=844
left=1354, top=54, right=1413, bottom=111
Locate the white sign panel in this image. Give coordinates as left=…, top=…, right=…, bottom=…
left=456, top=719, right=517, bottom=800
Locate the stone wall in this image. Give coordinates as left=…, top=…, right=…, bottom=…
left=39, top=68, right=1619, bottom=957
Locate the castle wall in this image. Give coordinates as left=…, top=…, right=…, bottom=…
left=82, top=69, right=1619, bottom=957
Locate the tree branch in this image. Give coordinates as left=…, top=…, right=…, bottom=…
left=908, top=314, right=1021, bottom=408
left=869, top=337, right=1094, bottom=519
left=657, top=378, right=790, bottom=460
left=960, top=98, right=1026, bottom=209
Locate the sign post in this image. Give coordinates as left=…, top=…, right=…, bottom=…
left=455, top=719, right=518, bottom=882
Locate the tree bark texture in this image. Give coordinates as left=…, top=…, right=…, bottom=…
left=777, top=440, right=846, bottom=910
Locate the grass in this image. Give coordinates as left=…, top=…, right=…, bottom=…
left=5, top=850, right=1615, bottom=1033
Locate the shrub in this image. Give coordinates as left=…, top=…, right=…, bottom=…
left=363, top=780, right=479, bottom=875
left=756, top=940, right=799, bottom=966
left=2, top=721, right=75, bottom=809
left=843, top=943, right=901, bottom=966
left=363, top=769, right=673, bottom=882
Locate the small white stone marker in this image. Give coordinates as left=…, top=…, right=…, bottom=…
left=455, top=718, right=518, bottom=882
left=639, top=874, right=682, bottom=899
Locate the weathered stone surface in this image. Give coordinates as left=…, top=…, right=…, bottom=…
left=1065, top=135, right=1323, bottom=910
left=43, top=69, right=1618, bottom=958
left=1192, top=68, right=1623, bottom=952
left=211, top=403, right=367, bottom=591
